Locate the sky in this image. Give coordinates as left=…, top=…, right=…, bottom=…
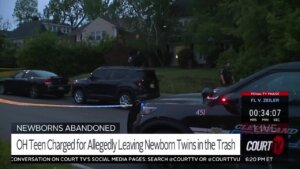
left=0, top=0, right=50, bottom=30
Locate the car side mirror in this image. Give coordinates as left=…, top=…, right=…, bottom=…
left=202, top=87, right=213, bottom=102
left=89, top=75, right=96, bottom=80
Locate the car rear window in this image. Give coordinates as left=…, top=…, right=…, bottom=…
left=34, top=70, right=58, bottom=77
left=14, top=72, right=24, bottom=78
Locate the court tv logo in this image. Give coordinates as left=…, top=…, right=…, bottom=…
left=246, top=135, right=285, bottom=155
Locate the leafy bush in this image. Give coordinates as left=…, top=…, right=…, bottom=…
left=216, top=47, right=237, bottom=69
left=103, top=42, right=131, bottom=66
left=0, top=53, right=17, bottom=68
left=17, top=32, right=113, bottom=77
left=17, top=32, right=60, bottom=71
left=0, top=34, right=17, bottom=68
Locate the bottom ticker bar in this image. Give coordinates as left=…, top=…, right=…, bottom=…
left=11, top=155, right=243, bottom=163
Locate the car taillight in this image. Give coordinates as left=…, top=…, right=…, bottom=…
left=219, top=96, right=229, bottom=105
left=44, top=79, right=52, bottom=85
left=207, top=95, right=229, bottom=105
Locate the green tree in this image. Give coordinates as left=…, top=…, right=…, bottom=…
left=232, top=0, right=300, bottom=77
left=44, top=0, right=127, bottom=27
left=107, top=0, right=126, bottom=20
left=13, top=0, right=39, bottom=24
left=190, top=0, right=300, bottom=78
left=0, top=19, right=17, bottom=68
left=122, top=0, right=177, bottom=66
left=0, top=16, right=11, bottom=30
left=44, top=0, right=86, bottom=28
left=83, top=0, right=109, bottom=20
left=189, top=0, right=240, bottom=67
left=0, top=32, right=4, bottom=52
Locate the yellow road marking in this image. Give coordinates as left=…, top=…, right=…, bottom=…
left=0, top=98, right=131, bottom=108
left=0, top=98, right=75, bottom=108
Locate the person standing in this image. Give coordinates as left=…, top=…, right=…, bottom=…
left=220, top=62, right=234, bottom=86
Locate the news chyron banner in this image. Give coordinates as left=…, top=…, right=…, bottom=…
left=11, top=123, right=241, bottom=163
left=241, top=92, right=289, bottom=163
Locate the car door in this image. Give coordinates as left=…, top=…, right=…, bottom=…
left=86, top=69, right=110, bottom=98
left=6, top=71, right=25, bottom=94
left=269, top=72, right=300, bottom=160
left=22, top=71, right=38, bottom=94
left=104, top=69, right=128, bottom=97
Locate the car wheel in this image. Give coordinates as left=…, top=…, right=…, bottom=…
left=73, top=89, right=86, bottom=104
left=29, top=86, right=39, bottom=99
left=118, top=92, right=132, bottom=106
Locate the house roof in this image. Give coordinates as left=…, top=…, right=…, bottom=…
left=71, top=17, right=131, bottom=35
left=101, top=16, right=129, bottom=30
left=43, top=21, right=71, bottom=27
left=6, top=21, right=46, bottom=40
left=70, top=23, right=90, bottom=35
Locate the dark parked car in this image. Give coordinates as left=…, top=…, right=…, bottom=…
left=0, top=70, right=70, bottom=98
left=128, top=62, right=300, bottom=164
left=72, top=67, right=160, bottom=105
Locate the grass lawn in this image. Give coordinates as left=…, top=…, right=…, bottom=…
left=0, top=140, right=70, bottom=169
left=71, top=67, right=219, bottom=94
left=0, top=68, right=23, bottom=80
left=0, top=68, right=24, bottom=71
left=155, top=68, right=219, bottom=93
left=0, top=71, right=17, bottom=79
